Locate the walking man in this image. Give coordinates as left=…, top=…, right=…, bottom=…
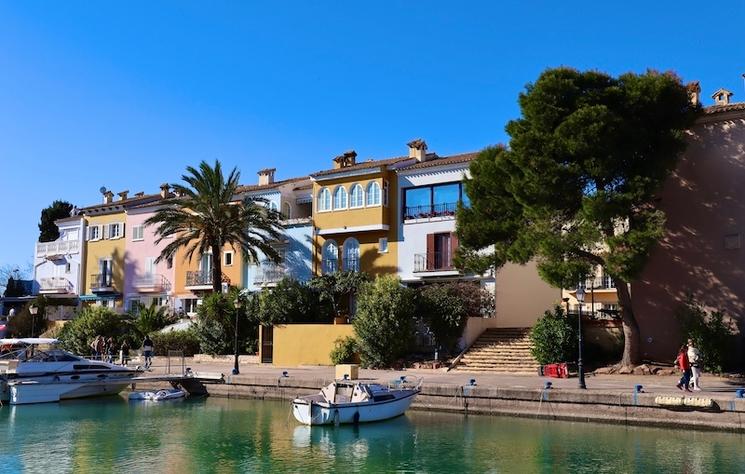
left=142, top=335, right=154, bottom=369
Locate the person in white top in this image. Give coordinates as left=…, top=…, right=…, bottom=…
left=687, top=338, right=702, bottom=391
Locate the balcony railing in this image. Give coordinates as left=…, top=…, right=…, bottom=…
left=36, top=241, right=80, bottom=258
left=39, top=277, right=74, bottom=294
left=132, top=274, right=170, bottom=293
left=90, top=273, right=115, bottom=292
left=404, top=202, right=458, bottom=220
left=254, top=265, right=287, bottom=284
left=575, top=276, right=616, bottom=291
left=186, top=271, right=213, bottom=288
left=414, top=252, right=456, bottom=273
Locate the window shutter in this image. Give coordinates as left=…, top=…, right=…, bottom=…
left=449, top=232, right=459, bottom=269
left=426, top=233, right=435, bottom=270
left=102, top=224, right=109, bottom=240
left=120, top=222, right=125, bottom=239
left=86, top=227, right=91, bottom=241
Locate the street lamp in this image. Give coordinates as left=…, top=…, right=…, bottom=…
left=29, top=304, right=38, bottom=338
left=232, top=298, right=241, bottom=375
left=575, top=286, right=587, bottom=389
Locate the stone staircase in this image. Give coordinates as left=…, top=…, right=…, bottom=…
left=451, top=328, right=540, bottom=374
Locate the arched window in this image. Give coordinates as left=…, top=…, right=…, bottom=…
left=317, top=188, right=331, bottom=211
left=282, top=202, right=291, bottom=219
left=343, top=238, right=360, bottom=272
left=322, top=240, right=338, bottom=274
left=333, top=186, right=348, bottom=210
left=268, top=200, right=278, bottom=212
left=349, top=184, right=364, bottom=208
left=366, top=181, right=381, bottom=206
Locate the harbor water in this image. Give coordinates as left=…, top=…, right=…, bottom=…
left=1, top=396, right=744, bottom=473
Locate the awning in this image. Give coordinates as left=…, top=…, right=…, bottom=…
left=79, top=294, right=120, bottom=301
left=296, top=195, right=313, bottom=204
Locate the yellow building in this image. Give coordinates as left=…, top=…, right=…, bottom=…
left=79, top=190, right=161, bottom=309
left=310, top=150, right=407, bottom=278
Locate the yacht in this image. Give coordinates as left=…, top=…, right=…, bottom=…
left=0, top=338, right=143, bottom=405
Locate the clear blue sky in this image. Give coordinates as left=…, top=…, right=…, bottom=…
left=1, top=1, right=744, bottom=270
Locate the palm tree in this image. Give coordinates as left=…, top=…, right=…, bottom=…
left=146, top=160, right=284, bottom=293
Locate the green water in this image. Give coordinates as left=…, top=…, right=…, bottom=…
left=1, top=397, right=744, bottom=473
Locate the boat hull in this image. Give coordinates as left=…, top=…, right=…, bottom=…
left=8, top=380, right=131, bottom=405
left=292, top=390, right=418, bottom=425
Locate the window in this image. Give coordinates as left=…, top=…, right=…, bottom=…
left=343, top=238, right=360, bottom=272
left=98, top=258, right=113, bottom=287
left=65, top=262, right=72, bottom=273
left=322, top=240, right=338, bottom=274
left=383, top=181, right=389, bottom=207
left=366, top=182, right=381, bottom=206
left=282, top=202, right=291, bottom=219
left=224, top=251, right=234, bottom=266
left=108, top=222, right=123, bottom=239
left=317, top=188, right=332, bottom=211
left=151, top=296, right=166, bottom=307
left=132, top=225, right=144, bottom=241
left=403, top=182, right=468, bottom=219
left=268, top=201, right=279, bottom=212
left=333, top=186, right=348, bottom=209
left=183, top=298, right=199, bottom=315
left=378, top=238, right=388, bottom=253
left=349, top=184, right=364, bottom=208
left=88, top=226, right=100, bottom=241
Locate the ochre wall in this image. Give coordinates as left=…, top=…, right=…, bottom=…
left=173, top=244, right=244, bottom=295
left=271, top=324, right=355, bottom=366
left=495, top=261, right=561, bottom=328
left=83, top=213, right=127, bottom=299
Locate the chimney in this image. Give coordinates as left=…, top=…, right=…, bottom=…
left=160, top=183, right=170, bottom=198
left=407, top=139, right=428, bottom=162
left=711, top=88, right=733, bottom=106
left=258, top=168, right=276, bottom=186
left=333, top=150, right=357, bottom=169
left=134, top=191, right=145, bottom=197
left=686, top=81, right=701, bottom=106
left=117, top=190, right=129, bottom=201
left=103, top=190, right=114, bottom=204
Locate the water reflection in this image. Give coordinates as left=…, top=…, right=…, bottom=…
left=1, top=397, right=744, bottom=473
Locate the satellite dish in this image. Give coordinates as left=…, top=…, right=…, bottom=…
left=99, top=186, right=107, bottom=194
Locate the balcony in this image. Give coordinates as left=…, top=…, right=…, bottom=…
left=573, top=276, right=616, bottom=292
left=404, top=202, right=458, bottom=221
left=36, top=241, right=80, bottom=260
left=254, top=265, right=287, bottom=286
left=90, top=274, right=116, bottom=293
left=39, top=277, right=74, bottom=295
left=414, top=252, right=459, bottom=274
left=185, top=271, right=213, bottom=290
left=132, top=274, right=171, bottom=293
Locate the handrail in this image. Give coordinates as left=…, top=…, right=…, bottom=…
left=404, top=202, right=458, bottom=220
left=414, top=252, right=455, bottom=272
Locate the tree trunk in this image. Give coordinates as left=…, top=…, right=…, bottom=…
left=615, top=278, right=640, bottom=368
left=212, top=243, right=223, bottom=293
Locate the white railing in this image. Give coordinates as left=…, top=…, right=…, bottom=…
left=36, top=240, right=80, bottom=257
left=39, top=277, right=74, bottom=293
left=254, top=265, right=288, bottom=284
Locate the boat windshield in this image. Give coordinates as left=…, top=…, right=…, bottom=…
left=0, top=346, right=81, bottom=362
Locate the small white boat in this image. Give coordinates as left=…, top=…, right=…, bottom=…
left=292, top=377, right=421, bottom=426
left=128, top=388, right=186, bottom=401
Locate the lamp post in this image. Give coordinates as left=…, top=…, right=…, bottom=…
left=29, top=304, right=38, bottom=338
left=575, top=286, right=587, bottom=389
left=232, top=298, right=241, bottom=375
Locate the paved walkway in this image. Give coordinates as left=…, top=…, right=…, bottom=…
left=144, top=357, right=745, bottom=396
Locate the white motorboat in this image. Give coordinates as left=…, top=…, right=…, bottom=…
left=292, top=377, right=421, bottom=426
left=0, top=338, right=143, bottom=405
left=128, top=388, right=186, bottom=401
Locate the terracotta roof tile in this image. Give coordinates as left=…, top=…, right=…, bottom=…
left=236, top=176, right=307, bottom=193
left=396, top=152, right=479, bottom=171
left=703, top=102, right=745, bottom=115
left=78, top=193, right=162, bottom=212
left=310, top=156, right=412, bottom=178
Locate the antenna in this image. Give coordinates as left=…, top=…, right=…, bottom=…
left=99, top=186, right=107, bottom=194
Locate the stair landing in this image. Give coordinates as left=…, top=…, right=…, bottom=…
left=452, top=327, right=539, bottom=374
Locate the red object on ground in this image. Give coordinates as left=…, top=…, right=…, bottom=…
left=541, top=363, right=569, bottom=378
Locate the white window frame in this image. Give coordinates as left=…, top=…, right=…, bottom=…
left=378, top=237, right=388, bottom=254
left=132, top=225, right=145, bottom=241
left=349, top=183, right=365, bottom=208
left=317, top=187, right=332, bottom=212
left=342, top=238, right=360, bottom=272
left=366, top=181, right=381, bottom=207
left=333, top=186, right=348, bottom=210
left=224, top=250, right=234, bottom=267
left=88, top=225, right=101, bottom=241
left=108, top=222, right=124, bottom=240
left=321, top=240, right=338, bottom=274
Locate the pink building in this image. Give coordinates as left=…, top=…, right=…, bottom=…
left=124, top=201, right=176, bottom=313
left=634, top=87, right=745, bottom=363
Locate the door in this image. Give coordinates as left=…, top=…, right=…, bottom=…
left=261, top=325, right=274, bottom=364
left=433, top=233, right=452, bottom=270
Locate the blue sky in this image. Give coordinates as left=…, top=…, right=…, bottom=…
left=1, top=1, right=744, bottom=270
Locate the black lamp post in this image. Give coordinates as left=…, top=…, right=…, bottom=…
left=232, top=298, right=241, bottom=375
left=29, top=304, right=38, bottom=338
left=576, top=286, right=587, bottom=389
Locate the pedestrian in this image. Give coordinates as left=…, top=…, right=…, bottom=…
left=95, top=336, right=105, bottom=361
left=142, top=335, right=154, bottom=369
left=120, top=340, right=130, bottom=366
left=687, top=339, right=703, bottom=391
left=675, top=344, right=692, bottom=392
left=90, top=335, right=101, bottom=359
left=105, top=337, right=115, bottom=363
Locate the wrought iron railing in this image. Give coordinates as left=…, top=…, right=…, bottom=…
left=414, top=252, right=455, bottom=272
left=404, top=202, right=458, bottom=220
left=185, top=271, right=212, bottom=287
left=90, top=273, right=114, bottom=290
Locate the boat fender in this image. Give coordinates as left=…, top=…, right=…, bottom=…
left=353, top=411, right=360, bottom=425
left=654, top=396, right=684, bottom=407
left=683, top=397, right=715, bottom=409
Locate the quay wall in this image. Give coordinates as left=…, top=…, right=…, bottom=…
left=157, top=375, right=745, bottom=433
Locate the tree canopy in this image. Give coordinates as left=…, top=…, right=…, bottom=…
left=457, top=68, right=700, bottom=367
left=38, top=200, right=74, bottom=242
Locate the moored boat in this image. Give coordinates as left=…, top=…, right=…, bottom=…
left=292, top=377, right=421, bottom=426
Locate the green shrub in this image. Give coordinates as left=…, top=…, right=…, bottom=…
left=194, top=292, right=258, bottom=355
left=676, top=296, right=735, bottom=373
left=57, top=306, right=134, bottom=355
left=309, top=271, right=369, bottom=319
left=151, top=329, right=201, bottom=356
left=129, top=303, right=174, bottom=336
left=330, top=336, right=359, bottom=365
left=353, top=275, right=416, bottom=368
left=258, top=278, right=332, bottom=324
left=529, top=306, right=577, bottom=365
